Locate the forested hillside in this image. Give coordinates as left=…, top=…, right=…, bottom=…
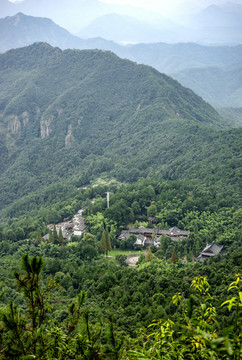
left=217, top=107, right=242, bottom=127
left=173, top=63, right=242, bottom=108
left=0, top=178, right=241, bottom=359
left=0, top=43, right=241, bottom=220
left=0, top=43, right=241, bottom=359
left=2, top=12, right=242, bottom=110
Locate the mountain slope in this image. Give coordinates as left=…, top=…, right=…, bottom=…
left=0, top=12, right=114, bottom=53
left=1, top=12, right=242, bottom=109
left=0, top=12, right=125, bottom=55
left=2, top=13, right=242, bottom=70
left=217, top=107, right=242, bottom=128
left=0, top=43, right=241, bottom=219
left=0, top=0, right=108, bottom=31
left=125, top=42, right=242, bottom=73
left=172, top=63, right=242, bottom=107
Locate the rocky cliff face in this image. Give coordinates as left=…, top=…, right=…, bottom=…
left=6, top=111, right=30, bottom=134
left=7, top=115, right=21, bottom=134
left=40, top=115, right=54, bottom=138
left=65, top=124, right=75, bottom=148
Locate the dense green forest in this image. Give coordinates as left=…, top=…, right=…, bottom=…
left=0, top=177, right=241, bottom=358
left=0, top=43, right=241, bottom=359
left=173, top=64, right=242, bottom=108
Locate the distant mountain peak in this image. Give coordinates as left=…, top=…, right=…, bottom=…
left=199, top=4, right=223, bottom=14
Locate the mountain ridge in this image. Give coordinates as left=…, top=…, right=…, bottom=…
left=0, top=12, right=89, bottom=53
left=77, top=13, right=179, bottom=44
left=172, top=63, right=242, bottom=108
left=0, top=43, right=241, bottom=220
left=2, top=1, right=242, bottom=43
left=1, top=12, right=242, bottom=108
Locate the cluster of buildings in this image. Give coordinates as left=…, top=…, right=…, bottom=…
left=43, top=211, right=224, bottom=262
left=118, top=225, right=224, bottom=261
left=43, top=209, right=87, bottom=241
left=118, top=226, right=190, bottom=248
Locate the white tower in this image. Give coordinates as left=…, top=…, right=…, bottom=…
left=106, top=192, right=110, bottom=208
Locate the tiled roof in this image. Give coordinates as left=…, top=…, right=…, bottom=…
left=197, top=242, right=224, bottom=261
left=120, top=226, right=189, bottom=241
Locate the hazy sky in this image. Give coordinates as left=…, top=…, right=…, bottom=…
left=99, top=0, right=193, bottom=15
left=5, top=0, right=242, bottom=34
left=99, top=0, right=242, bottom=14
left=8, top=0, right=242, bottom=17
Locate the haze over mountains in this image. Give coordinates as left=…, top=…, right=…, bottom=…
left=77, top=2, right=242, bottom=44
left=1, top=11, right=242, bottom=109
left=1, top=0, right=242, bottom=44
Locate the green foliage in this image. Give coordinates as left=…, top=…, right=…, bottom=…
left=99, top=228, right=112, bottom=256
left=126, top=275, right=241, bottom=359
left=120, top=235, right=137, bottom=250
left=0, top=254, right=105, bottom=359
left=52, top=225, right=59, bottom=245
left=147, top=203, right=157, bottom=217
left=0, top=44, right=241, bottom=228
left=115, top=254, right=128, bottom=267
left=170, top=245, right=178, bottom=264
left=0, top=42, right=241, bottom=360
left=217, top=107, right=242, bottom=128
left=0, top=254, right=241, bottom=360
left=145, top=248, right=153, bottom=262
left=221, top=273, right=242, bottom=336
left=173, top=64, right=242, bottom=108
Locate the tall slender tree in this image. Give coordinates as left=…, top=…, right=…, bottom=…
left=145, top=247, right=153, bottom=262
left=53, top=225, right=59, bottom=245
left=36, top=230, right=42, bottom=244
left=171, top=245, right=178, bottom=264
left=58, top=227, right=64, bottom=246
left=99, top=228, right=112, bottom=256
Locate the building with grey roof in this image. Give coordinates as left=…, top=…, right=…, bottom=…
left=197, top=242, right=224, bottom=261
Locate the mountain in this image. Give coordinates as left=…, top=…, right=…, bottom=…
left=185, top=2, right=242, bottom=44
left=189, top=3, right=242, bottom=28
left=0, top=12, right=81, bottom=52
left=0, top=12, right=122, bottom=53
left=124, top=42, right=242, bottom=73
left=123, top=42, right=242, bottom=107
left=0, top=43, right=241, bottom=220
left=77, top=13, right=179, bottom=44
left=1, top=13, right=242, bottom=108
left=0, top=0, right=108, bottom=31
left=0, top=0, right=182, bottom=36
left=217, top=107, right=242, bottom=128
left=2, top=14, right=241, bottom=73
left=1, top=13, right=241, bottom=72
left=1, top=0, right=242, bottom=44
left=172, top=63, right=242, bottom=108
left=76, top=4, right=242, bottom=45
